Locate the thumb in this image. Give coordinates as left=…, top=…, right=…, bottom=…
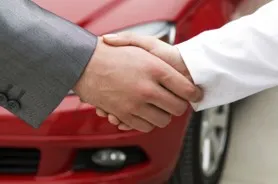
left=102, top=33, right=131, bottom=46
left=103, top=32, right=157, bottom=52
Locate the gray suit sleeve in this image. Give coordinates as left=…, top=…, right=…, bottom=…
left=0, top=0, right=98, bottom=128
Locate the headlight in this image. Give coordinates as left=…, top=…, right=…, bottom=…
left=69, top=21, right=176, bottom=95
left=115, top=21, right=176, bottom=45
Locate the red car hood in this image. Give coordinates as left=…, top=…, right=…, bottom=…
left=34, top=0, right=194, bottom=35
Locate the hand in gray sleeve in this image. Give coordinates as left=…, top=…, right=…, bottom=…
left=0, top=0, right=201, bottom=133
left=0, top=0, right=97, bottom=128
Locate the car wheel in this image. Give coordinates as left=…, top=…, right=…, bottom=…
left=169, top=104, right=232, bottom=184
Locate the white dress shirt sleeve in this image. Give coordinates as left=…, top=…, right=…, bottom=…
left=176, top=0, right=278, bottom=111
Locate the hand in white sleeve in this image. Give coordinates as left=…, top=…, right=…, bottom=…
left=176, top=0, right=278, bottom=110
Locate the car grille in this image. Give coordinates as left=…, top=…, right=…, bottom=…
left=0, top=148, right=40, bottom=174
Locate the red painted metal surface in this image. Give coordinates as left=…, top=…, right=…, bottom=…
left=0, top=0, right=240, bottom=183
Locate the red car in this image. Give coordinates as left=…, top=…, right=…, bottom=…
left=0, top=0, right=241, bottom=183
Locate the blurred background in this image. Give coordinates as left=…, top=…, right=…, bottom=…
left=0, top=1, right=275, bottom=184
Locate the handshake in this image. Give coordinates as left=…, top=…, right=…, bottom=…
left=74, top=32, right=203, bottom=133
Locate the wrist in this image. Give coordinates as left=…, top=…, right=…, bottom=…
left=73, top=37, right=102, bottom=97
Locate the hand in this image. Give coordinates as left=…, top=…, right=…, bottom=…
left=74, top=37, right=202, bottom=132
left=95, top=33, right=203, bottom=131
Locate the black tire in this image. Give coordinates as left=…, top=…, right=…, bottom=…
left=168, top=104, right=233, bottom=184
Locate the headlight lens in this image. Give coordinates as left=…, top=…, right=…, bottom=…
left=69, top=21, right=176, bottom=95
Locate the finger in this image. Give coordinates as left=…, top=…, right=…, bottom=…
left=96, top=108, right=108, bottom=117
left=147, top=84, right=188, bottom=116
left=132, top=104, right=172, bottom=128
left=120, top=115, right=154, bottom=133
left=103, top=32, right=160, bottom=51
left=118, top=123, right=133, bottom=131
left=158, top=65, right=203, bottom=102
left=104, top=33, right=190, bottom=77
left=107, top=115, right=134, bottom=130
left=108, top=114, right=121, bottom=126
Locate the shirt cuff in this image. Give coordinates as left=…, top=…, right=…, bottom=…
left=175, top=41, right=220, bottom=112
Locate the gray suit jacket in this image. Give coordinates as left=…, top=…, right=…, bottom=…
left=0, top=0, right=97, bottom=128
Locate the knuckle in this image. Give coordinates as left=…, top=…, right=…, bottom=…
left=160, top=73, right=172, bottom=84
left=139, top=84, right=155, bottom=100
left=122, top=101, right=139, bottom=114
left=148, top=64, right=165, bottom=78
left=127, top=103, right=137, bottom=112
left=188, top=85, right=198, bottom=94
left=184, top=84, right=198, bottom=100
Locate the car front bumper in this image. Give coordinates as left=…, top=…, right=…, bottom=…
left=0, top=96, right=191, bottom=184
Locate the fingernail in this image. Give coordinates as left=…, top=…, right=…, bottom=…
left=103, top=34, right=118, bottom=38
